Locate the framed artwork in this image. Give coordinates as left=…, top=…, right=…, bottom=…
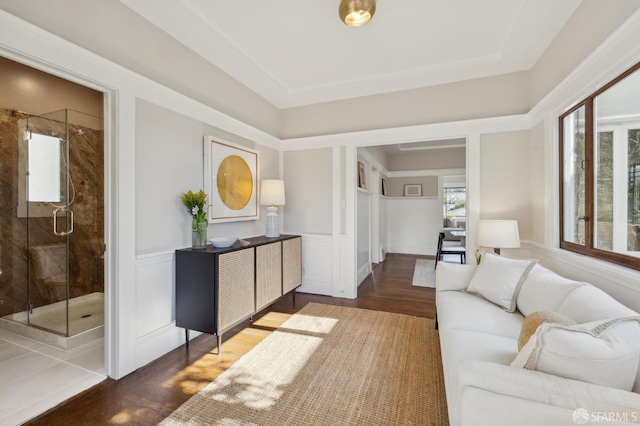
left=404, top=184, right=422, bottom=197
left=204, top=136, right=259, bottom=223
left=358, top=161, right=366, bottom=189
left=381, top=179, right=388, bottom=196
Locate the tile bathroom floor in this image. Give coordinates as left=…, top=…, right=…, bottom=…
left=0, top=328, right=105, bottom=426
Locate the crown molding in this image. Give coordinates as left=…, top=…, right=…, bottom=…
left=2, top=7, right=640, bottom=155
left=529, top=8, right=640, bottom=126
left=281, top=114, right=530, bottom=151
left=0, top=9, right=282, bottom=152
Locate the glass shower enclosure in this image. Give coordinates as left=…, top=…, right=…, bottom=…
left=0, top=108, right=104, bottom=348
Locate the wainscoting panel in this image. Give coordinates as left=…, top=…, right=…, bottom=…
left=387, top=197, right=439, bottom=255
left=132, top=234, right=344, bottom=368
left=298, top=234, right=333, bottom=296
left=135, top=251, right=185, bottom=369
left=338, top=235, right=353, bottom=298
left=357, top=190, right=371, bottom=275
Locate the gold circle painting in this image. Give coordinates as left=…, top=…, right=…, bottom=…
left=217, top=155, right=253, bottom=210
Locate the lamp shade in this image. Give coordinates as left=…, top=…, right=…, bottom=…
left=260, top=180, right=286, bottom=206
left=477, top=220, right=520, bottom=249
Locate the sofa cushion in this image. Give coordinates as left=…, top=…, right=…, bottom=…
left=518, top=311, right=575, bottom=350
left=440, top=329, right=519, bottom=426
left=466, top=253, right=537, bottom=312
left=460, top=360, right=640, bottom=425
left=437, top=291, right=524, bottom=339
left=516, top=264, right=585, bottom=317
left=557, top=284, right=638, bottom=323
left=511, top=317, right=640, bottom=391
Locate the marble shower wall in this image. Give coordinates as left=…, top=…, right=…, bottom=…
left=0, top=107, right=104, bottom=318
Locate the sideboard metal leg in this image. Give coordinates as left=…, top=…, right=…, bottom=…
left=292, top=291, right=296, bottom=304
left=217, top=334, right=222, bottom=355
left=185, top=329, right=190, bottom=347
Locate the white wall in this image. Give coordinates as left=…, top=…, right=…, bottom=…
left=133, top=99, right=282, bottom=370
left=135, top=100, right=278, bottom=255
left=528, top=121, right=547, bottom=245
left=356, top=189, right=371, bottom=284
left=379, top=195, right=388, bottom=260
left=387, top=176, right=438, bottom=197
left=387, top=197, right=440, bottom=255
left=387, top=147, right=465, bottom=171
left=361, top=145, right=389, bottom=171
left=529, top=0, right=640, bottom=107
left=297, top=234, right=334, bottom=296
left=281, top=72, right=530, bottom=138
left=370, top=169, right=381, bottom=264
left=356, top=154, right=372, bottom=283
left=281, top=148, right=336, bottom=296
left=479, top=130, right=532, bottom=241
left=282, top=148, right=333, bottom=235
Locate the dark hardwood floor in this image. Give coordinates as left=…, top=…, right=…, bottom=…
left=26, top=253, right=436, bottom=425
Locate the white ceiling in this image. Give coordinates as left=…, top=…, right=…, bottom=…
left=121, top=0, right=582, bottom=108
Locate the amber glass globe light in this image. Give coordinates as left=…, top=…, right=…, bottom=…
left=339, top=0, right=376, bottom=27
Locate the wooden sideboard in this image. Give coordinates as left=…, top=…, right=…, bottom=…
left=175, top=235, right=302, bottom=352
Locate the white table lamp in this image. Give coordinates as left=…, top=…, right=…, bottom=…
left=260, top=180, right=286, bottom=238
left=476, top=220, right=520, bottom=255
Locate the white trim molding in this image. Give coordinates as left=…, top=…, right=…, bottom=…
left=297, top=234, right=334, bottom=296
left=387, top=168, right=466, bottom=178
left=281, top=114, right=530, bottom=151
left=529, top=8, right=640, bottom=125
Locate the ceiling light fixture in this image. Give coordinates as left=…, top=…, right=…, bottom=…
left=339, top=0, right=376, bottom=27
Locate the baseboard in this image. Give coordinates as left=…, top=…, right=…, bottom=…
left=357, top=262, right=371, bottom=286
left=298, top=277, right=332, bottom=296
left=135, top=322, right=201, bottom=369
left=387, top=246, right=435, bottom=256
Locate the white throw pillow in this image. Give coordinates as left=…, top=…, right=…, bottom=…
left=465, top=252, right=537, bottom=312
left=557, top=284, right=638, bottom=324
left=435, top=262, right=477, bottom=292
left=516, top=264, right=585, bottom=317
left=511, top=317, right=640, bottom=392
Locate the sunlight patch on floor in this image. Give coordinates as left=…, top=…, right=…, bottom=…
left=162, top=311, right=295, bottom=395
left=111, top=407, right=153, bottom=424
left=200, top=332, right=323, bottom=410
left=279, top=313, right=338, bottom=334
left=165, top=311, right=340, bottom=417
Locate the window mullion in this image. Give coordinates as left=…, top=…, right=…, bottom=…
left=612, top=127, right=626, bottom=252
left=585, top=98, right=595, bottom=251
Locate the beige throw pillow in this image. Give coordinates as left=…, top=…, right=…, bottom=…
left=518, top=311, right=575, bottom=350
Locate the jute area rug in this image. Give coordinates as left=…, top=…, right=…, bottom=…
left=162, top=303, right=448, bottom=426
left=412, top=259, right=437, bottom=288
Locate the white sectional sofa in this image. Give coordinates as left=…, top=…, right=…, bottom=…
left=436, top=253, right=640, bottom=426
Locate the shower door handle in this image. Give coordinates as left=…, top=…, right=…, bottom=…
left=53, top=207, right=74, bottom=236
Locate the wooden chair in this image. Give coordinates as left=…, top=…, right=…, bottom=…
left=435, top=231, right=466, bottom=268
